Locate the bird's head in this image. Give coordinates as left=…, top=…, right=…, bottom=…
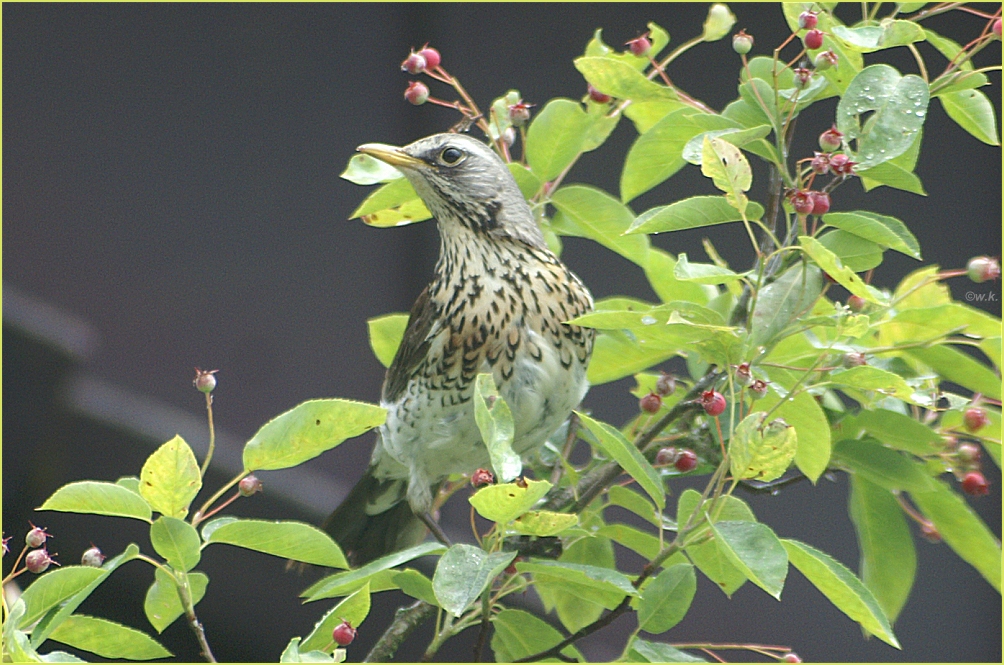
left=357, top=133, right=545, bottom=249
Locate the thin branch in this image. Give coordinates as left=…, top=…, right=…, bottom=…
left=363, top=600, right=437, bottom=663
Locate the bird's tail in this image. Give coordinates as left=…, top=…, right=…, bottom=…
left=322, top=468, right=429, bottom=566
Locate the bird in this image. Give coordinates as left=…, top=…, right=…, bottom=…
left=323, top=133, right=594, bottom=565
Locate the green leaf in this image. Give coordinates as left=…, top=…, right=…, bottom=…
left=20, top=567, right=105, bottom=628
left=939, top=89, right=1000, bottom=145
left=518, top=560, right=638, bottom=608
left=832, top=438, right=933, bottom=492
left=510, top=510, right=578, bottom=537
left=144, top=568, right=208, bottom=633
left=150, top=516, right=201, bottom=572
left=586, top=330, right=680, bottom=385
left=469, top=478, right=551, bottom=524
left=701, top=3, right=736, bottom=41
left=882, top=303, right=1001, bottom=341
left=550, top=185, right=649, bottom=265
left=534, top=535, right=615, bottom=633
left=38, top=481, right=152, bottom=522
left=491, top=609, right=583, bottom=663
left=508, top=162, right=542, bottom=200
left=280, top=638, right=342, bottom=663
left=392, top=569, right=438, bottom=605
left=677, top=490, right=754, bottom=596
left=349, top=178, right=431, bottom=227
left=750, top=262, right=823, bottom=349
left=700, top=136, right=751, bottom=214
left=644, top=249, right=713, bottom=305
left=836, top=64, right=929, bottom=169
left=607, top=484, right=659, bottom=527
left=301, top=583, right=371, bottom=652
left=48, top=615, right=171, bottom=660
left=473, top=373, right=520, bottom=482
left=798, top=235, right=882, bottom=303
left=243, top=399, right=386, bottom=471
left=597, top=524, right=663, bottom=560
left=783, top=538, right=900, bottom=647
left=845, top=408, right=942, bottom=455
left=629, top=196, right=763, bottom=235
left=367, top=313, right=408, bottom=368
left=910, top=480, right=1002, bottom=591
left=857, top=161, right=926, bottom=195
left=827, top=365, right=917, bottom=402
left=576, top=411, right=664, bottom=510
left=433, top=545, right=516, bottom=616
left=729, top=412, right=798, bottom=483
left=821, top=211, right=921, bottom=259
left=818, top=230, right=884, bottom=272
left=739, top=78, right=779, bottom=128
left=203, top=519, right=348, bottom=569
left=682, top=125, right=773, bottom=165
left=619, top=109, right=707, bottom=202
left=629, top=638, right=706, bottom=662
left=830, top=20, right=925, bottom=52
left=525, top=99, right=594, bottom=182
left=906, top=345, right=1002, bottom=400
left=340, top=153, right=403, bottom=186
left=637, top=564, right=696, bottom=634
left=849, top=475, right=916, bottom=624
left=624, top=99, right=690, bottom=134
left=575, top=56, right=676, bottom=102
left=139, top=435, right=201, bottom=519
left=302, top=542, right=447, bottom=601
left=752, top=389, right=831, bottom=482
left=673, top=253, right=745, bottom=285
left=709, top=521, right=788, bottom=599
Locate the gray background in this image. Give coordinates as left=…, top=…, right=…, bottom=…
left=4, top=3, right=1001, bottom=662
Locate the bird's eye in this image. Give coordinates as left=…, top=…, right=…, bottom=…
left=440, top=147, right=464, bottom=164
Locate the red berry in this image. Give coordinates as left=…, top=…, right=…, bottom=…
left=418, top=46, right=441, bottom=70
left=674, top=449, right=698, bottom=472
left=810, top=191, right=830, bottom=216
left=810, top=152, right=830, bottom=174
left=803, top=29, right=824, bottom=50
left=781, top=652, right=802, bottom=663
left=819, top=126, right=843, bottom=152
left=967, top=256, right=1001, bottom=283
left=814, top=49, right=838, bottom=70
left=736, top=362, right=753, bottom=387
left=507, top=101, right=533, bottom=128
left=829, top=153, right=855, bottom=175
left=25, top=524, right=49, bottom=549
left=793, top=67, right=813, bottom=89
left=587, top=84, right=612, bottom=104
left=732, top=30, right=754, bottom=55
left=791, top=190, right=814, bottom=215
left=471, top=468, right=495, bottom=488
left=238, top=474, right=263, bottom=497
left=81, top=546, right=106, bottom=568
left=193, top=367, right=218, bottom=393
left=656, top=372, right=676, bottom=396
left=332, top=621, right=357, bottom=647
left=25, top=549, right=56, bottom=574
left=626, top=33, right=652, bottom=57
left=847, top=295, right=866, bottom=312
left=798, top=10, right=818, bottom=30
left=963, top=407, right=990, bottom=433
left=961, top=471, right=989, bottom=496
left=656, top=447, right=678, bottom=466
left=701, top=390, right=726, bottom=416
left=843, top=351, right=867, bottom=368
left=994, top=18, right=1002, bottom=39
left=401, top=52, right=427, bottom=75
left=404, top=81, right=429, bottom=105
left=749, top=379, right=769, bottom=400
left=640, top=392, right=662, bottom=414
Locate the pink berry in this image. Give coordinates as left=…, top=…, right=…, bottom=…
left=791, top=190, right=814, bottom=215
left=238, top=474, right=263, bottom=497
left=332, top=621, right=357, bottom=647
left=508, top=101, right=533, bottom=128
left=640, top=392, right=662, bottom=414
left=401, top=52, right=427, bottom=75
left=471, top=468, right=495, bottom=488
left=81, top=546, right=105, bottom=568
left=957, top=442, right=982, bottom=466
left=781, top=653, right=802, bottom=663
left=736, top=362, right=753, bottom=387
left=25, top=549, right=56, bottom=574
left=626, top=33, right=652, bottom=57
left=963, top=407, right=990, bottom=433
left=656, top=372, right=676, bottom=396
left=810, top=152, right=830, bottom=174
left=656, top=447, right=678, bottom=466
left=961, top=471, right=989, bottom=496
left=803, top=29, right=824, bottom=50
left=193, top=367, right=218, bottom=393
left=798, top=10, right=818, bottom=30
left=814, top=49, right=838, bottom=70
left=701, top=390, right=726, bottom=416
left=749, top=379, right=769, bottom=400
left=587, top=84, right=612, bottom=104
left=847, top=295, right=866, bottom=312
left=418, top=46, right=441, bottom=70
left=793, top=67, right=813, bottom=89
left=967, top=256, right=1001, bottom=283
left=674, top=449, right=698, bottom=472
left=404, top=81, right=429, bottom=105
left=994, top=18, right=1002, bottom=39
left=829, top=153, right=855, bottom=175
left=25, top=524, right=49, bottom=549
left=810, top=191, right=830, bottom=216
left=819, top=125, right=843, bottom=152
left=732, top=30, right=754, bottom=55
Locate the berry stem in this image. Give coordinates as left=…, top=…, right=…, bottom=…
left=197, top=490, right=241, bottom=522
left=200, top=392, right=216, bottom=477
left=2, top=544, right=30, bottom=585
left=192, top=469, right=248, bottom=527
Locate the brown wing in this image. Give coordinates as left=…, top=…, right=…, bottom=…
left=382, top=285, right=438, bottom=403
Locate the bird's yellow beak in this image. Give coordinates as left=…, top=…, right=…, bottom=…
left=357, top=143, right=425, bottom=169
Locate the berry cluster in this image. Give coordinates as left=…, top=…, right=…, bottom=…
left=952, top=404, right=993, bottom=498
left=655, top=446, right=699, bottom=473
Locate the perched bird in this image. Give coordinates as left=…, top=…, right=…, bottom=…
left=325, top=133, right=594, bottom=565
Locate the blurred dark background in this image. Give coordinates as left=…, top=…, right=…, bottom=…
left=3, top=3, right=1000, bottom=662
